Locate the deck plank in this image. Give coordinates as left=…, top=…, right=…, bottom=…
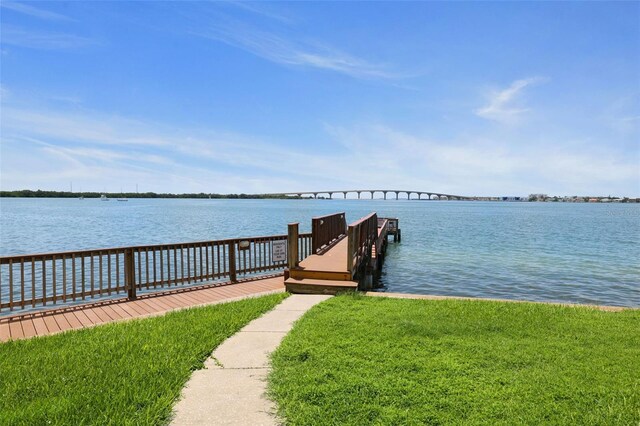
left=32, top=316, right=49, bottom=335
left=9, top=321, right=23, bottom=340
left=0, top=323, right=11, bottom=342
left=91, top=307, right=114, bottom=323
left=109, top=303, right=133, bottom=319
left=53, top=313, right=73, bottom=332
left=115, top=302, right=139, bottom=318
left=43, top=315, right=61, bottom=334
left=72, top=310, right=93, bottom=327
left=82, top=308, right=104, bottom=325
left=21, top=319, right=37, bottom=338
left=62, top=312, right=83, bottom=329
left=100, top=305, right=124, bottom=321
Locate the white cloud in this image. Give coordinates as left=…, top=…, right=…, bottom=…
left=475, top=77, right=546, bottom=124
left=0, top=104, right=386, bottom=192
left=1, top=26, right=95, bottom=50
left=191, top=17, right=397, bottom=79
left=1, top=108, right=169, bottom=147
left=602, top=94, right=640, bottom=135
left=0, top=2, right=73, bottom=21
left=325, top=124, right=640, bottom=196
left=223, top=1, right=294, bottom=24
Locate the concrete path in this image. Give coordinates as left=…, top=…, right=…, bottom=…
left=171, top=294, right=331, bottom=425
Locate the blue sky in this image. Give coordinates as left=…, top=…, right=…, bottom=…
left=1, top=1, right=638, bottom=196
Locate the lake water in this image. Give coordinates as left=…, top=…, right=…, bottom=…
left=1, top=198, right=638, bottom=307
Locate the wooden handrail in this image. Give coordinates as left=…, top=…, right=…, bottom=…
left=0, top=233, right=313, bottom=314
left=375, top=219, right=389, bottom=257
left=311, top=212, right=347, bottom=254
left=346, top=212, right=378, bottom=279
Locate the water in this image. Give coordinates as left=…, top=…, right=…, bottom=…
left=1, top=198, right=638, bottom=307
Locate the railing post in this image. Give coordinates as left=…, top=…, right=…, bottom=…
left=125, top=248, right=136, bottom=300
left=288, top=223, right=299, bottom=269
left=347, top=225, right=355, bottom=278
left=228, top=241, right=237, bottom=283
left=342, top=213, right=347, bottom=235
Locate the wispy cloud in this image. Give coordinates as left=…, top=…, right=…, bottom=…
left=475, top=77, right=546, bottom=124
left=1, top=107, right=169, bottom=147
left=223, top=1, right=294, bottom=24
left=326, top=123, right=640, bottom=196
left=602, top=94, right=640, bottom=135
left=0, top=2, right=73, bottom=22
left=191, top=17, right=398, bottom=79
left=2, top=93, right=638, bottom=196
left=1, top=26, right=95, bottom=50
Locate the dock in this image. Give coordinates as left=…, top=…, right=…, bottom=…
left=285, top=212, right=399, bottom=294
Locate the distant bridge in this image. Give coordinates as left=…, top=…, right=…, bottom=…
left=265, top=190, right=472, bottom=200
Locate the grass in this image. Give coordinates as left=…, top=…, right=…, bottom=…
left=0, top=292, right=287, bottom=425
left=269, top=294, right=640, bottom=425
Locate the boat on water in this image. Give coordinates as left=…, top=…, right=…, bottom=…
left=100, top=194, right=109, bottom=201
left=117, top=188, right=128, bottom=202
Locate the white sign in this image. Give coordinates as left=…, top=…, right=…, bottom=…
left=272, top=240, right=287, bottom=262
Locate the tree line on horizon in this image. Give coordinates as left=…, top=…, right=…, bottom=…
left=0, top=190, right=302, bottom=199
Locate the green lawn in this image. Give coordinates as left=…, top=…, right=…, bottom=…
left=269, top=294, right=639, bottom=425
left=0, top=292, right=287, bottom=425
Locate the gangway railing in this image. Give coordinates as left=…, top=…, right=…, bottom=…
left=311, top=212, right=346, bottom=254
left=346, top=212, right=378, bottom=279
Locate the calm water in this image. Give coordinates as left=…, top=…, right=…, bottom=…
left=1, top=198, right=638, bottom=307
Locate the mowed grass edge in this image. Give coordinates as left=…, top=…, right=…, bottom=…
left=269, top=294, right=640, bottom=425
left=0, top=292, right=288, bottom=425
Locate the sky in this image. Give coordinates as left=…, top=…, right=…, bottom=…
left=0, top=1, right=639, bottom=197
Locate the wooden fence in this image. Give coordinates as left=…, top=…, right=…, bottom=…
left=0, top=233, right=312, bottom=314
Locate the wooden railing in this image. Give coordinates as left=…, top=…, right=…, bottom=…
left=346, top=212, right=378, bottom=279
left=0, top=233, right=312, bottom=315
left=375, top=218, right=389, bottom=257
left=312, top=212, right=347, bottom=254
left=386, top=218, right=398, bottom=232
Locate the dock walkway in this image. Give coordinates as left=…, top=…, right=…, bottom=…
left=0, top=277, right=284, bottom=342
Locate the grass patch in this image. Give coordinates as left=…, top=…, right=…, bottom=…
left=270, top=294, right=639, bottom=425
left=0, top=292, right=287, bottom=425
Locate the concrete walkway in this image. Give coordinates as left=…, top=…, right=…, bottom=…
left=171, top=294, right=331, bottom=425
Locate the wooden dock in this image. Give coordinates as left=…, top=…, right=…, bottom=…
left=285, top=213, right=399, bottom=294
left=0, top=211, right=399, bottom=338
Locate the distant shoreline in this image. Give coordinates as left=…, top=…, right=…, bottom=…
left=1, top=190, right=638, bottom=202
left=0, top=190, right=301, bottom=200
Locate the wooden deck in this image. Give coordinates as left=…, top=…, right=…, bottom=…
left=298, top=237, right=348, bottom=272
left=0, top=276, right=285, bottom=342
left=286, top=237, right=357, bottom=294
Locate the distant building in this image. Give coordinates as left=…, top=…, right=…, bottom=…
left=528, top=193, right=547, bottom=201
